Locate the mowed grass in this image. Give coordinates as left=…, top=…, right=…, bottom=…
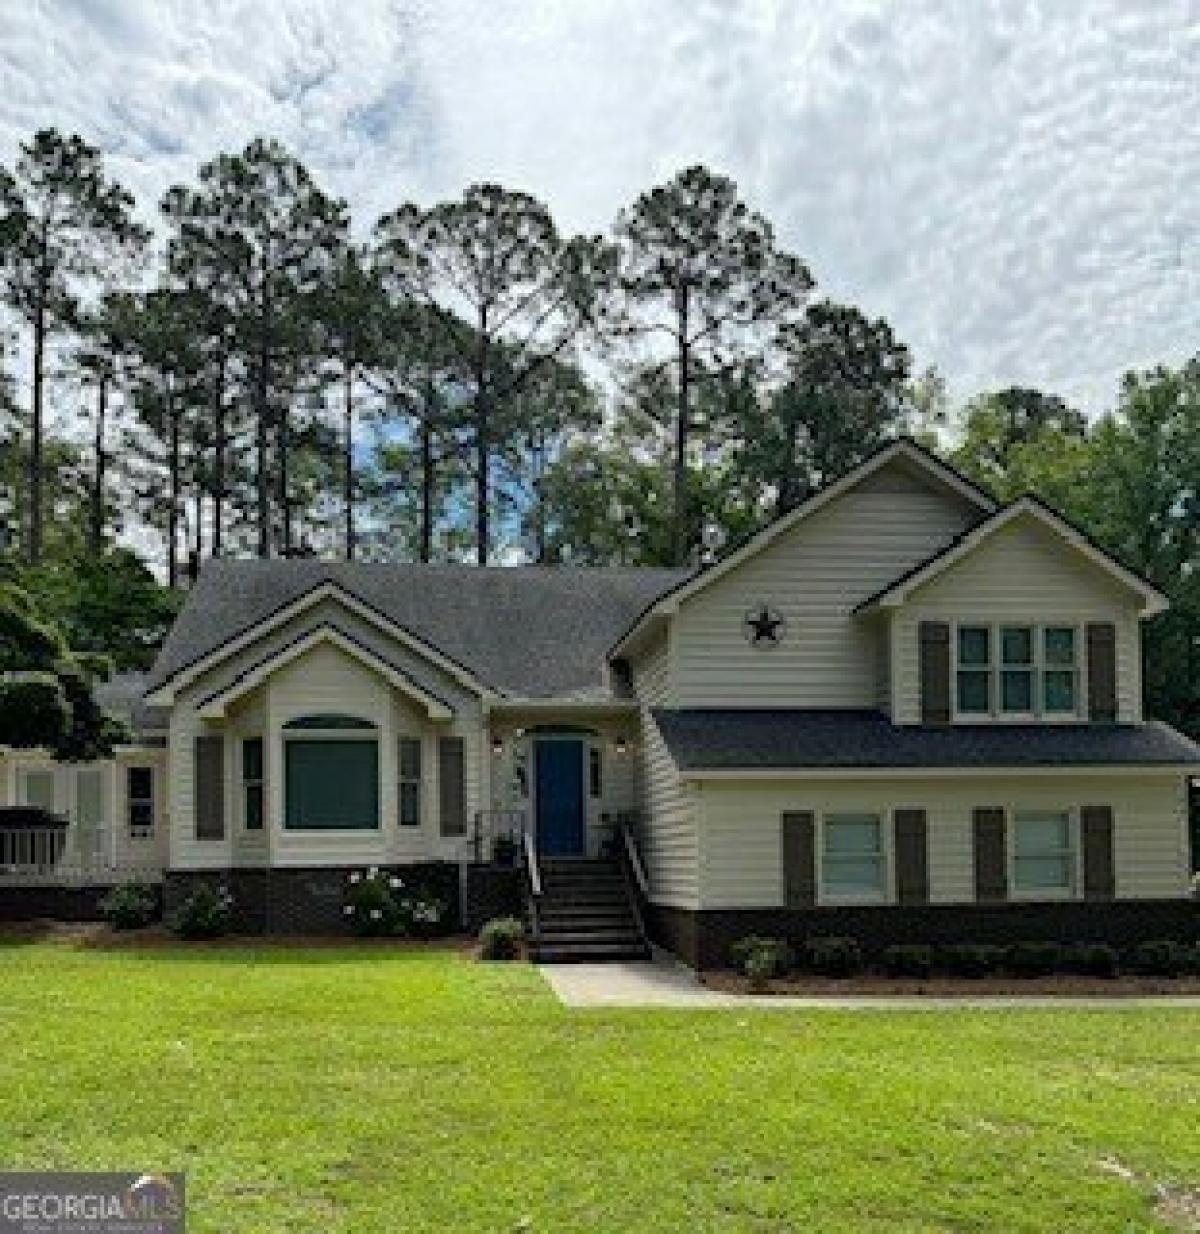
left=0, top=942, right=1197, bottom=1232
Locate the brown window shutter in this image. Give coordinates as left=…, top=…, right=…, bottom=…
left=919, top=621, right=951, bottom=724
left=195, top=734, right=225, bottom=840
left=438, top=736, right=466, bottom=837
left=1086, top=622, right=1118, bottom=722
left=1081, top=804, right=1116, bottom=900
left=894, top=808, right=929, bottom=904
left=781, top=811, right=816, bottom=907
left=972, top=807, right=1007, bottom=902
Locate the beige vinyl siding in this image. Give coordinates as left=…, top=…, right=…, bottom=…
left=892, top=516, right=1144, bottom=723
left=694, top=773, right=1190, bottom=907
left=630, top=634, right=699, bottom=907
left=673, top=463, right=979, bottom=707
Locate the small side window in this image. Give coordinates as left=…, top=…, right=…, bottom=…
left=242, top=739, right=264, bottom=831
left=127, top=767, right=154, bottom=836
left=589, top=747, right=603, bottom=799
left=399, top=737, right=422, bottom=827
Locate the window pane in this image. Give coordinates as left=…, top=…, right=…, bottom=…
left=127, top=767, right=152, bottom=803
left=245, top=785, right=263, bottom=831
left=399, top=738, right=422, bottom=782
left=1043, top=670, right=1076, bottom=713
left=1044, top=627, right=1076, bottom=666
left=1001, top=626, right=1033, bottom=665
left=1014, top=855, right=1072, bottom=891
left=76, top=769, right=104, bottom=828
left=957, top=669, right=991, bottom=713
left=1015, top=812, right=1070, bottom=852
left=129, top=801, right=154, bottom=829
left=22, top=771, right=55, bottom=812
left=242, top=738, right=263, bottom=782
left=824, top=816, right=881, bottom=855
left=285, top=740, right=379, bottom=829
left=823, top=857, right=885, bottom=895
left=958, top=626, right=990, bottom=666
left=589, top=747, right=602, bottom=798
left=1001, top=669, right=1033, bottom=712
left=399, top=781, right=420, bottom=827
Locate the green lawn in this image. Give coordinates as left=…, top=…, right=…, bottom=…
left=0, top=940, right=1197, bottom=1232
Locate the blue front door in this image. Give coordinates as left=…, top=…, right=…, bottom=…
left=535, top=739, right=585, bottom=856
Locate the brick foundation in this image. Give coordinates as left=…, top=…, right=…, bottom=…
left=647, top=899, right=1200, bottom=970
left=463, top=864, right=523, bottom=932
left=0, top=884, right=160, bottom=923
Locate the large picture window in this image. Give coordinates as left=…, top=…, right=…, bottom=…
left=1012, top=810, right=1075, bottom=895
left=284, top=716, right=379, bottom=830
left=821, top=813, right=886, bottom=899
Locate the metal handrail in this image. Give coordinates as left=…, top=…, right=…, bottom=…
left=523, top=825, right=542, bottom=899
left=619, top=821, right=649, bottom=898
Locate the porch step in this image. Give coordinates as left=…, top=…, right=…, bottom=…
left=528, top=856, right=650, bottom=964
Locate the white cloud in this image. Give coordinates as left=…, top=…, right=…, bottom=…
left=3, top=0, right=1200, bottom=416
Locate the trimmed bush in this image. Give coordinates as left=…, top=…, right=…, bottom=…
left=172, top=884, right=232, bottom=940
left=802, top=936, right=864, bottom=978
left=98, top=882, right=158, bottom=931
left=729, top=936, right=792, bottom=980
left=1005, top=941, right=1064, bottom=978
left=938, top=943, right=1004, bottom=978
left=881, top=944, right=934, bottom=979
left=343, top=868, right=404, bottom=937
left=479, top=917, right=524, bottom=961
left=1064, top=942, right=1120, bottom=978
left=1126, top=939, right=1192, bottom=977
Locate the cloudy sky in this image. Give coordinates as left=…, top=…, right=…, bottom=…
left=3, top=0, right=1200, bottom=415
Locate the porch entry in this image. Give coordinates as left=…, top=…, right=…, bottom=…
left=534, top=738, right=586, bottom=856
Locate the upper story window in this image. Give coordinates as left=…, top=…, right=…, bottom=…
left=955, top=623, right=1080, bottom=719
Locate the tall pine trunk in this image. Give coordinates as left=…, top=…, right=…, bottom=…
left=211, top=354, right=226, bottom=556
left=28, top=297, right=45, bottom=565
left=89, top=374, right=108, bottom=555
left=255, top=343, right=270, bottom=557
left=672, top=292, right=691, bottom=566
left=343, top=359, right=354, bottom=561
left=167, top=381, right=181, bottom=589
left=419, top=389, right=434, bottom=564
left=474, top=315, right=490, bottom=566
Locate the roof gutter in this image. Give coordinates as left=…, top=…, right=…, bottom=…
left=680, top=763, right=1199, bottom=782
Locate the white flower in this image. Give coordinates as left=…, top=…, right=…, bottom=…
left=369, top=908, right=382, bottom=921
left=349, top=872, right=361, bottom=884
left=368, top=866, right=379, bottom=878
left=1190, top=871, right=1200, bottom=900
left=390, top=876, right=403, bottom=889
left=343, top=905, right=354, bottom=916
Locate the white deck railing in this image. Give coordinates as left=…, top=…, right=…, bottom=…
left=0, top=825, right=162, bottom=886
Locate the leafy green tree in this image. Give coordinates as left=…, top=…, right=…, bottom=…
left=732, top=299, right=911, bottom=515
left=0, top=129, right=147, bottom=563
left=0, top=582, right=123, bottom=760
left=610, top=165, right=812, bottom=563
left=161, top=138, right=348, bottom=557
left=374, top=184, right=612, bottom=563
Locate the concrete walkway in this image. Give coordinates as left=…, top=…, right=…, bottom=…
left=538, top=955, right=1200, bottom=1010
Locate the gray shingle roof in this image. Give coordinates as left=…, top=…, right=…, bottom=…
left=95, top=672, right=169, bottom=740
left=146, top=561, right=690, bottom=699
left=653, top=708, right=1200, bottom=770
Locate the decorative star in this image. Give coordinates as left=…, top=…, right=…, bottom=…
left=745, top=605, right=784, bottom=646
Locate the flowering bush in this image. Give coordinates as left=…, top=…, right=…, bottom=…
left=172, top=884, right=233, bottom=940
left=399, top=887, right=451, bottom=938
left=343, top=868, right=404, bottom=937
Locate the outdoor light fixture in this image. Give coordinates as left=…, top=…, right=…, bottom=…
left=491, top=736, right=504, bottom=756
left=614, top=736, right=629, bottom=756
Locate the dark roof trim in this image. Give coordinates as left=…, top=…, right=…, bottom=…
left=607, top=435, right=998, bottom=659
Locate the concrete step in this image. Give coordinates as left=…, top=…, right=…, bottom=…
left=531, top=941, right=652, bottom=964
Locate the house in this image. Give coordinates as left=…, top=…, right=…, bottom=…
left=1, top=438, right=1197, bottom=965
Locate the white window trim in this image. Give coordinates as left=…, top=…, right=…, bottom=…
left=950, top=620, right=1087, bottom=724
left=816, top=809, right=895, bottom=906
left=1006, top=805, right=1083, bottom=901
left=281, top=724, right=383, bottom=832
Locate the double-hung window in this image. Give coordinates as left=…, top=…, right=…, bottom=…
left=127, top=767, right=154, bottom=836
left=398, top=737, right=422, bottom=827
left=1000, top=626, right=1034, bottom=713
left=1012, top=810, right=1075, bottom=895
left=1042, top=627, right=1078, bottom=713
left=821, top=813, right=887, bottom=900
left=956, top=625, right=992, bottom=714
left=242, top=739, right=264, bottom=831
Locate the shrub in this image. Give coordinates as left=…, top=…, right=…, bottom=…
left=1064, top=942, right=1120, bottom=978
left=479, top=916, right=524, bottom=961
left=729, top=935, right=792, bottom=980
left=1126, top=939, right=1192, bottom=977
left=343, top=868, right=404, bottom=937
left=881, top=944, right=934, bottom=979
left=938, top=943, right=1004, bottom=978
left=398, top=885, right=453, bottom=939
left=802, top=936, right=864, bottom=978
left=172, top=884, right=232, bottom=940
left=1005, top=941, right=1064, bottom=978
left=99, top=882, right=158, bottom=931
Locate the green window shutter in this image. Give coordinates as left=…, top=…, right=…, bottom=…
left=1086, top=623, right=1118, bottom=722
left=195, top=735, right=225, bottom=840
left=1081, top=804, right=1116, bottom=900
left=893, top=808, right=929, bottom=904
left=438, top=736, right=466, bottom=837
left=919, top=621, right=951, bottom=724
left=781, top=811, right=816, bottom=907
left=285, top=740, right=379, bottom=830
left=973, top=807, right=1007, bottom=902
